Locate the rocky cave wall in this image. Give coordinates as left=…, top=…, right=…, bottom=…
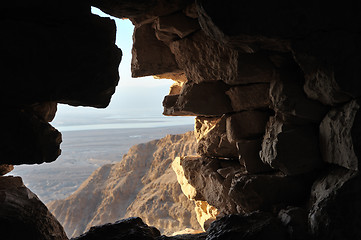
left=1, top=0, right=361, bottom=239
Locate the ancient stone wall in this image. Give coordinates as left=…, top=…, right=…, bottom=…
left=1, top=0, right=361, bottom=239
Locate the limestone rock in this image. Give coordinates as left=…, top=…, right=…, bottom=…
left=206, top=212, right=288, bottom=240
left=229, top=172, right=311, bottom=213
left=226, top=111, right=270, bottom=142
left=1, top=108, right=62, bottom=165
left=48, top=132, right=202, bottom=237
left=195, top=116, right=238, bottom=159
left=226, top=84, right=270, bottom=111
left=132, top=23, right=180, bottom=77
left=73, top=217, right=160, bottom=240
left=260, top=116, right=322, bottom=175
left=178, top=156, right=242, bottom=214
left=319, top=100, right=361, bottom=170
left=236, top=139, right=272, bottom=174
left=270, top=62, right=329, bottom=122
left=0, top=164, right=14, bottom=176
left=163, top=81, right=232, bottom=116
left=169, top=31, right=276, bottom=85
left=154, top=12, right=200, bottom=39
left=0, top=176, right=68, bottom=240
left=172, top=157, right=219, bottom=231
left=1, top=7, right=121, bottom=108
left=309, top=167, right=361, bottom=240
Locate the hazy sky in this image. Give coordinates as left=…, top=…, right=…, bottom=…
left=52, top=8, right=193, bottom=129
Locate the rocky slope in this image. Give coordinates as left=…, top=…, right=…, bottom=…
left=47, top=131, right=202, bottom=238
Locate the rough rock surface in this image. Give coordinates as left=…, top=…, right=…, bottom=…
left=278, top=207, right=311, bottom=240
left=229, top=172, right=311, bottom=213
left=0, top=176, right=67, bottom=240
left=0, top=164, right=14, bottom=176
left=73, top=217, right=160, bottom=240
left=48, top=132, right=202, bottom=238
left=163, top=81, right=232, bottom=116
left=206, top=212, right=288, bottom=240
left=195, top=116, right=238, bottom=159
left=261, top=116, right=322, bottom=175
left=320, top=100, right=361, bottom=170
left=226, top=84, right=270, bottom=112
left=309, top=167, right=361, bottom=240
left=131, top=23, right=180, bottom=77
left=226, top=111, right=270, bottom=142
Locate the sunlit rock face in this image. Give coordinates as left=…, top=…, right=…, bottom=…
left=48, top=132, right=202, bottom=238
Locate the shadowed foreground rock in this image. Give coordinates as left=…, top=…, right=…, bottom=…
left=0, top=176, right=67, bottom=240
left=73, top=217, right=160, bottom=240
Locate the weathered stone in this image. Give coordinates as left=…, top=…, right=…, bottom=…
left=260, top=116, right=322, bottom=175
left=0, top=176, right=68, bottom=240
left=169, top=31, right=276, bottom=85
left=226, top=83, right=270, bottom=111
left=278, top=207, right=311, bottom=240
left=179, top=156, right=240, bottom=214
left=158, top=232, right=207, bottom=240
left=309, top=167, right=361, bottom=240
left=154, top=71, right=187, bottom=82
left=154, top=12, right=200, bottom=39
left=132, top=23, right=180, bottom=77
left=229, top=172, right=311, bottom=213
left=270, top=61, right=329, bottom=122
left=206, top=212, right=288, bottom=240
left=168, top=81, right=184, bottom=95
left=226, top=111, right=270, bottom=142
left=183, top=2, right=198, bottom=19
left=1, top=8, right=121, bottom=108
left=172, top=157, right=219, bottom=231
left=195, top=116, right=238, bottom=159
left=319, top=100, right=361, bottom=170
left=294, top=32, right=361, bottom=106
left=1, top=109, right=62, bottom=165
left=73, top=217, right=161, bottom=240
left=0, top=164, right=14, bottom=176
left=26, top=102, right=58, bottom=122
left=236, top=139, right=272, bottom=174
left=163, top=81, right=232, bottom=116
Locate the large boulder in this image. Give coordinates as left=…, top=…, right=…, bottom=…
left=0, top=176, right=68, bottom=240
left=131, top=23, right=180, bottom=77
left=309, top=167, right=361, bottom=240
left=319, top=100, right=361, bottom=170
left=260, top=116, right=322, bottom=175
left=73, top=217, right=160, bottom=240
left=195, top=116, right=238, bottom=159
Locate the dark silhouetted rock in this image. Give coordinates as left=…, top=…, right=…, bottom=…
left=261, top=116, right=322, bottom=175
left=229, top=172, right=311, bottom=213
left=1, top=108, right=62, bottom=165
left=132, top=23, right=180, bottom=77
left=1, top=5, right=121, bottom=108
left=226, top=84, right=270, bottom=112
left=309, top=167, right=361, bottom=240
left=270, top=62, right=329, bottom=122
left=206, top=212, right=288, bottom=240
left=320, top=100, right=361, bottom=170
left=226, top=111, right=270, bottom=142
left=0, top=164, right=14, bottom=176
left=73, top=217, right=161, bottom=240
left=195, top=116, right=238, bottom=159
left=278, top=207, right=311, bottom=240
left=163, top=81, right=232, bottom=116
left=236, top=139, right=272, bottom=174
left=0, top=176, right=68, bottom=240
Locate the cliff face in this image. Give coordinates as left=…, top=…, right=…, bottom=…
left=47, top=132, right=202, bottom=238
